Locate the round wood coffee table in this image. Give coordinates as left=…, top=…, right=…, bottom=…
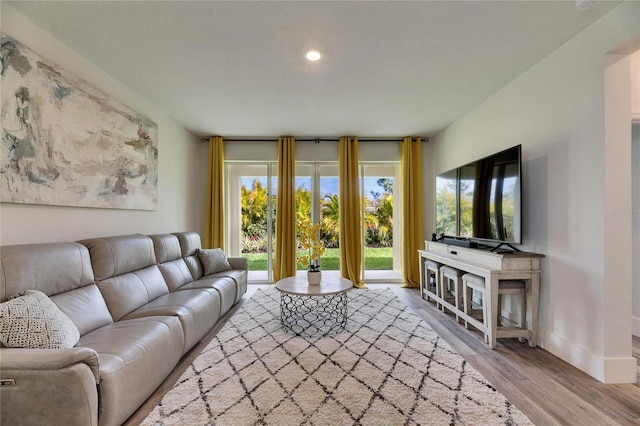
left=275, top=275, right=352, bottom=336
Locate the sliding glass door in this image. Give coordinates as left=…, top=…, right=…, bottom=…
left=296, top=163, right=340, bottom=272
left=227, top=163, right=277, bottom=282
left=361, top=163, right=402, bottom=281
left=227, top=161, right=401, bottom=283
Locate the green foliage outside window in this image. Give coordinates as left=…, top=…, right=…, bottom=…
left=240, top=178, right=395, bottom=270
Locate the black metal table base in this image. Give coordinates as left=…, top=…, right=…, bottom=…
left=279, top=292, right=348, bottom=336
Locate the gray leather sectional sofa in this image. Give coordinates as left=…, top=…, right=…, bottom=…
left=0, top=232, right=247, bottom=426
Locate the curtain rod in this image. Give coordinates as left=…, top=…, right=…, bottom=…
left=200, top=136, right=428, bottom=143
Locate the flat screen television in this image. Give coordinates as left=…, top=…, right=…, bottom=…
left=435, top=145, right=522, bottom=248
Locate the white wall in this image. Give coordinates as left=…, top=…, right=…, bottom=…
left=0, top=5, right=208, bottom=245
left=632, top=51, right=640, bottom=121
left=430, top=1, right=639, bottom=383
left=225, top=139, right=403, bottom=162
left=633, top=123, right=640, bottom=337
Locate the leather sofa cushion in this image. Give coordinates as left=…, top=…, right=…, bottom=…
left=157, top=259, right=193, bottom=291
left=150, top=234, right=196, bottom=291
left=79, top=235, right=156, bottom=281
left=183, top=254, right=205, bottom=280
left=97, top=266, right=169, bottom=321
left=149, top=234, right=182, bottom=263
left=0, top=242, right=94, bottom=302
left=121, top=289, right=221, bottom=353
left=209, top=269, right=248, bottom=304
left=174, top=232, right=205, bottom=280
left=174, top=231, right=201, bottom=257
left=176, top=276, right=237, bottom=318
left=51, top=285, right=113, bottom=335
left=78, top=316, right=184, bottom=426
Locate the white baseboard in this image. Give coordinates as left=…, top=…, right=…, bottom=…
left=633, top=316, right=640, bottom=337
left=603, top=357, right=638, bottom=384
left=539, top=329, right=637, bottom=384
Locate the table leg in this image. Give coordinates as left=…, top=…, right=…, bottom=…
left=489, top=275, right=499, bottom=349
left=419, top=254, right=426, bottom=300
left=529, top=273, right=540, bottom=348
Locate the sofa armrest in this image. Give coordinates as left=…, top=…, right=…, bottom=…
left=228, top=256, right=248, bottom=271
left=0, top=346, right=100, bottom=383
left=1, top=347, right=100, bottom=426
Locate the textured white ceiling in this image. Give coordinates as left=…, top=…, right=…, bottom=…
left=6, top=1, right=620, bottom=139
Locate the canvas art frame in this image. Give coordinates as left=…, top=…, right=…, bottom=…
left=1, top=34, right=158, bottom=210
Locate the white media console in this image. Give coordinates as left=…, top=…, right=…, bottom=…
left=419, top=241, right=544, bottom=349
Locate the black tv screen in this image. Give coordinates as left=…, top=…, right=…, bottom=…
left=435, top=145, right=522, bottom=244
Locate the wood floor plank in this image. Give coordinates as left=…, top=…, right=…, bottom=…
left=387, top=285, right=640, bottom=425
left=124, top=283, right=640, bottom=425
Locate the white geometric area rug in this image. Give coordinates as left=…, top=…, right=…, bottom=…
left=142, top=288, right=533, bottom=426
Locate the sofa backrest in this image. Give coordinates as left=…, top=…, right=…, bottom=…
left=148, top=234, right=193, bottom=291
left=173, top=232, right=204, bottom=280
left=0, top=242, right=114, bottom=335
left=79, top=234, right=170, bottom=321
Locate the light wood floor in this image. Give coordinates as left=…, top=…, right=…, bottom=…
left=125, top=284, right=640, bottom=426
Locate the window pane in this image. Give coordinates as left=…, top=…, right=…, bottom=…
left=319, top=164, right=339, bottom=271
left=295, top=164, right=314, bottom=271
left=294, top=163, right=340, bottom=271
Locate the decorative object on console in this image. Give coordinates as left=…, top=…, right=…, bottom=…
left=0, top=290, right=80, bottom=349
left=197, top=248, right=232, bottom=275
left=0, top=34, right=158, bottom=210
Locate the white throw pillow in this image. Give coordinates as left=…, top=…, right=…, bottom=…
left=197, top=248, right=232, bottom=275
left=0, top=290, right=80, bottom=349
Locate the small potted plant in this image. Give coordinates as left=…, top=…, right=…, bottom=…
left=297, top=218, right=325, bottom=285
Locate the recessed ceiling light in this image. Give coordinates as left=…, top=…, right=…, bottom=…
left=305, top=48, right=323, bottom=62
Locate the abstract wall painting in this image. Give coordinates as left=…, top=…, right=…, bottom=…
left=0, top=34, right=158, bottom=210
